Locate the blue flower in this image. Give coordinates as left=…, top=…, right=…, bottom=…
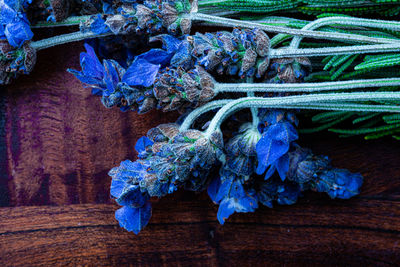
left=256, top=121, right=298, bottom=181
left=109, top=158, right=155, bottom=234
left=134, top=35, right=193, bottom=70
left=109, top=160, right=150, bottom=206
left=0, top=0, right=33, bottom=47
left=135, top=136, right=154, bottom=159
left=4, top=17, right=33, bottom=47
left=136, top=34, right=182, bottom=67
left=115, top=202, right=152, bottom=234
left=68, top=44, right=105, bottom=87
left=208, top=168, right=258, bottom=225
left=88, top=14, right=112, bottom=35
left=257, top=178, right=301, bottom=208
left=286, top=145, right=363, bottom=199
left=316, top=169, right=363, bottom=199
left=122, top=58, right=160, bottom=87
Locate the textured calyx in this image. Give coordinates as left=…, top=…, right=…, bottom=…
left=268, top=57, right=312, bottom=83
left=0, top=41, right=37, bottom=85
left=153, top=65, right=216, bottom=112
left=191, top=28, right=271, bottom=78
left=88, top=0, right=193, bottom=36
left=49, top=0, right=73, bottom=21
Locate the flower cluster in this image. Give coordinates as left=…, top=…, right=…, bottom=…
left=192, top=28, right=271, bottom=78
left=109, top=123, right=224, bottom=233
left=266, top=57, right=312, bottom=84
left=110, top=109, right=363, bottom=233
left=81, top=0, right=192, bottom=36
left=69, top=41, right=216, bottom=113
left=2, top=0, right=385, bottom=235
left=71, top=28, right=274, bottom=114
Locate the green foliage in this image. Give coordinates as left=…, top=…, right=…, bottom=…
left=201, top=0, right=400, bottom=16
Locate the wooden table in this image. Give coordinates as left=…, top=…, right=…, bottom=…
left=0, top=43, right=399, bottom=266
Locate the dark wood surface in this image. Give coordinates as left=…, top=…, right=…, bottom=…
left=0, top=43, right=400, bottom=266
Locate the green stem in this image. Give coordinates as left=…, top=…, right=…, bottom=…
left=269, top=43, right=400, bottom=58
left=204, top=92, right=400, bottom=136
left=31, top=31, right=113, bottom=51
left=180, top=100, right=400, bottom=132
left=246, top=77, right=259, bottom=128
left=31, top=16, right=92, bottom=28
left=215, top=78, right=400, bottom=94
left=190, top=13, right=400, bottom=44
left=286, top=103, right=400, bottom=113
left=290, top=16, right=400, bottom=49
left=179, top=100, right=231, bottom=132
left=198, top=0, right=228, bottom=7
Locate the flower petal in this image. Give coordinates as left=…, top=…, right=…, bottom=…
left=217, top=198, right=236, bottom=225
left=116, top=184, right=149, bottom=207
left=4, top=19, right=33, bottom=47
left=122, top=58, right=160, bottom=87
left=207, top=176, right=221, bottom=204
left=136, top=49, right=172, bottom=66
left=275, top=153, right=289, bottom=181
left=135, top=136, right=154, bottom=154
left=115, top=202, right=152, bottom=234
left=256, top=122, right=298, bottom=175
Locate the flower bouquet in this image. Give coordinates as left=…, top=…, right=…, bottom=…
left=2, top=0, right=400, bottom=234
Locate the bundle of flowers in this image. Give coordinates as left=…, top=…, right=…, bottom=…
left=2, top=0, right=400, bottom=234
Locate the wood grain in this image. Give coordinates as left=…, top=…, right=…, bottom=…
left=0, top=42, right=179, bottom=206
left=1, top=197, right=400, bottom=266
left=0, top=39, right=400, bottom=266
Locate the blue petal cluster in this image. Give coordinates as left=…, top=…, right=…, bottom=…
left=287, top=145, right=363, bottom=199
left=207, top=123, right=260, bottom=224
left=109, top=123, right=224, bottom=233
left=205, top=110, right=363, bottom=225
left=71, top=38, right=216, bottom=113
left=208, top=168, right=258, bottom=224
left=316, top=169, right=363, bottom=199
left=68, top=44, right=161, bottom=113
left=0, top=0, right=33, bottom=47
left=256, top=109, right=299, bottom=181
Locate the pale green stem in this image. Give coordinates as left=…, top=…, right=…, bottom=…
left=30, top=12, right=400, bottom=53
left=190, top=13, right=400, bottom=44
left=269, top=43, right=400, bottom=58
left=31, top=16, right=92, bottom=28
left=246, top=77, right=259, bottom=128
left=198, top=0, right=228, bottom=6
left=204, top=92, right=400, bottom=136
left=179, top=100, right=400, bottom=132
left=31, top=31, right=113, bottom=51
left=179, top=100, right=231, bottom=131
left=290, top=16, right=400, bottom=49
left=283, top=103, right=400, bottom=113
left=214, top=78, right=400, bottom=94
